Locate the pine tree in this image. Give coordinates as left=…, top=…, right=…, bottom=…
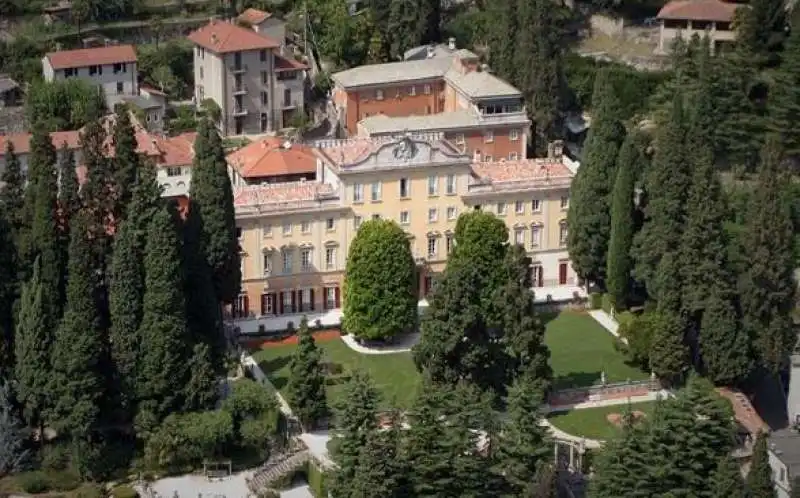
left=747, top=432, right=777, bottom=498
left=349, top=411, right=407, bottom=498
left=700, top=290, right=754, bottom=387
left=13, top=260, right=54, bottom=431
left=344, top=219, right=417, bottom=341
left=111, top=108, right=140, bottom=218
left=182, top=342, right=218, bottom=412
left=0, top=213, right=15, bottom=377
left=127, top=160, right=163, bottom=239
left=633, top=92, right=691, bottom=293
left=108, top=219, right=144, bottom=414
left=0, top=381, right=28, bottom=478
left=49, top=210, right=105, bottom=437
left=20, top=126, right=57, bottom=278
left=285, top=318, right=328, bottom=430
left=567, top=67, right=626, bottom=288
left=769, top=12, right=800, bottom=158
left=330, top=370, right=379, bottom=498
left=1, top=141, right=25, bottom=243
left=734, top=0, right=785, bottom=68
left=189, top=119, right=240, bottom=304
left=136, top=205, right=189, bottom=428
left=588, top=412, right=650, bottom=497
left=495, top=373, right=552, bottom=496
left=739, top=136, right=796, bottom=374
left=605, top=132, right=640, bottom=310
left=710, top=455, right=746, bottom=498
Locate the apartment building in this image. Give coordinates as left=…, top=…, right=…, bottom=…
left=332, top=45, right=529, bottom=161
left=656, top=0, right=740, bottom=54
left=42, top=45, right=139, bottom=99
left=229, top=133, right=578, bottom=332
left=188, top=19, right=307, bottom=136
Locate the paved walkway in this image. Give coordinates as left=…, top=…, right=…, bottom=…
left=339, top=333, right=419, bottom=354
left=587, top=309, right=625, bottom=343
left=547, top=390, right=671, bottom=413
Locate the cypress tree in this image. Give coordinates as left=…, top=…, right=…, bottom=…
left=0, top=212, right=15, bottom=376
left=329, top=370, right=379, bottom=498
left=769, top=12, right=800, bottom=159
left=700, top=290, right=753, bottom=387
left=57, top=143, right=80, bottom=220
left=734, top=0, right=785, bottom=68
left=127, top=160, right=163, bottom=239
left=182, top=342, right=218, bottom=412
left=649, top=310, right=689, bottom=385
left=605, top=132, right=639, bottom=310
left=487, top=0, right=518, bottom=87
left=20, top=126, right=57, bottom=277
left=49, top=210, right=105, bottom=437
left=0, top=380, right=28, bottom=476
left=189, top=119, right=240, bottom=304
left=495, top=373, right=552, bottom=496
left=111, top=108, right=140, bottom=218
left=285, top=318, right=328, bottom=430
left=567, top=67, right=626, bottom=288
left=710, top=455, right=746, bottom=498
left=1, top=142, right=25, bottom=243
left=108, top=219, right=144, bottom=414
left=343, top=219, right=417, bottom=342
left=589, top=411, right=650, bottom=497
left=28, top=165, right=62, bottom=331
left=747, top=432, right=777, bottom=498
left=739, top=136, right=796, bottom=373
left=633, top=92, right=691, bottom=294
left=136, top=205, right=189, bottom=428
left=26, top=125, right=56, bottom=188
left=13, top=260, right=53, bottom=431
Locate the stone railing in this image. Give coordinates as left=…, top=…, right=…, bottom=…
left=548, top=377, right=659, bottom=408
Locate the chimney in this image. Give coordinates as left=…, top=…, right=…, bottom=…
left=548, top=140, right=564, bottom=161
left=211, top=33, right=218, bottom=44
left=426, top=45, right=435, bottom=59
left=448, top=37, right=456, bottom=50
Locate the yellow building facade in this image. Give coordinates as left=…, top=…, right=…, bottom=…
left=230, top=133, right=579, bottom=333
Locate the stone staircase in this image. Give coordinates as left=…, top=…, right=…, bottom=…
left=246, top=449, right=310, bottom=493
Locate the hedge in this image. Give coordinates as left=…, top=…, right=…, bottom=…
left=307, top=460, right=328, bottom=498
left=589, top=292, right=603, bottom=310
left=111, top=485, right=140, bottom=498
left=601, top=293, right=614, bottom=315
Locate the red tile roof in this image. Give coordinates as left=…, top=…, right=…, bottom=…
left=657, top=0, right=740, bottom=22
left=237, top=7, right=272, bottom=25
left=0, top=130, right=81, bottom=155
left=188, top=19, right=280, bottom=53
left=274, top=54, right=308, bottom=71
left=153, top=132, right=196, bottom=168
left=233, top=181, right=334, bottom=210
left=227, top=137, right=316, bottom=178
left=471, top=159, right=573, bottom=183
left=45, top=44, right=137, bottom=70
left=716, top=388, right=770, bottom=437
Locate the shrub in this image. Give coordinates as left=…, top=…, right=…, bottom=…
left=258, top=490, right=280, bottom=498
left=42, top=443, right=70, bottom=471
left=619, top=311, right=660, bottom=369
left=308, top=461, right=328, bottom=498
left=321, top=362, right=343, bottom=375
left=589, top=292, right=603, bottom=310
left=47, top=470, right=81, bottom=491
left=601, top=293, right=614, bottom=314
left=75, top=484, right=106, bottom=498
left=17, top=471, right=51, bottom=494
left=112, top=485, right=139, bottom=498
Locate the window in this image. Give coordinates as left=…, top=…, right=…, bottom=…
left=561, top=196, right=570, bottom=209
left=260, top=49, right=267, bottom=62
left=484, top=131, right=494, bottom=143
left=261, top=91, right=268, bottom=107
left=301, top=220, right=311, bottom=233
left=376, top=89, right=384, bottom=100
left=354, top=216, right=363, bottom=229
left=199, top=66, right=204, bottom=79
left=531, top=199, right=542, bottom=212
left=446, top=174, right=456, bottom=195
left=301, top=249, right=312, bottom=271
left=446, top=233, right=454, bottom=254
left=325, top=287, right=337, bottom=309
left=474, top=150, right=481, bottom=161
left=326, top=218, right=335, bottom=231
left=198, top=85, right=205, bottom=100
left=515, top=201, right=524, bottom=214
left=283, top=290, right=292, bottom=311
left=166, top=167, right=181, bottom=177
left=282, top=250, right=292, bottom=273
left=428, top=175, right=438, bottom=196
left=399, top=177, right=410, bottom=198
left=235, top=294, right=249, bottom=318
left=262, top=224, right=272, bottom=237
left=427, top=236, right=437, bottom=257
left=400, top=211, right=410, bottom=225
left=409, top=85, right=416, bottom=96
left=325, top=247, right=336, bottom=269
left=455, top=133, right=465, bottom=145
left=64, top=68, right=77, bottom=77
left=116, top=82, right=124, bottom=95
left=353, top=183, right=364, bottom=202
left=447, top=206, right=457, bottom=220
left=559, top=221, right=568, bottom=246
left=509, top=152, right=519, bottom=160
left=371, top=181, right=382, bottom=202
left=424, top=84, right=432, bottom=94
left=485, top=155, right=493, bottom=162
left=428, top=208, right=438, bottom=223
left=236, top=227, right=243, bottom=239
left=89, top=65, right=102, bottom=76
left=198, top=47, right=205, bottom=59
left=510, top=129, right=520, bottom=141
left=531, top=225, right=542, bottom=248
left=262, top=71, right=268, bottom=85
left=497, top=202, right=507, bottom=215
left=113, top=63, right=126, bottom=74
left=515, top=228, right=525, bottom=245
left=283, top=88, right=291, bottom=106
left=283, top=222, right=292, bottom=235
left=263, top=253, right=272, bottom=275
left=260, top=113, right=268, bottom=133
left=261, top=293, right=274, bottom=315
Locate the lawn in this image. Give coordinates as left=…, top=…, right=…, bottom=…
left=253, top=336, right=421, bottom=410
left=547, top=401, right=657, bottom=440
left=544, top=311, right=648, bottom=389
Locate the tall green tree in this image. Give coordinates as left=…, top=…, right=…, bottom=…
left=20, top=126, right=57, bottom=279
left=768, top=12, right=800, bottom=158
left=135, top=205, right=189, bottom=429
left=747, top=432, right=777, bottom=498
left=344, top=219, right=417, bottom=341
left=605, top=132, right=639, bottom=309
left=739, top=136, right=796, bottom=374
left=349, top=411, right=407, bottom=498
left=1, top=142, right=25, bottom=243
left=710, top=454, right=746, bottom=498
left=734, top=0, right=785, bottom=67
left=486, top=0, right=518, bottom=84
left=189, top=119, right=240, bottom=304
left=329, top=370, right=379, bottom=498
left=0, top=380, right=28, bottom=478
left=0, top=212, right=15, bottom=376
left=182, top=342, right=218, bottom=412
left=49, top=210, right=106, bottom=438
left=567, top=67, right=626, bottom=288
left=387, top=0, right=424, bottom=59
left=57, top=143, right=80, bottom=221
left=700, top=290, right=753, bottom=387
left=588, top=405, right=650, bottom=497
left=649, top=309, right=689, bottom=385
left=111, top=107, right=140, bottom=219
left=285, top=318, right=328, bottom=430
